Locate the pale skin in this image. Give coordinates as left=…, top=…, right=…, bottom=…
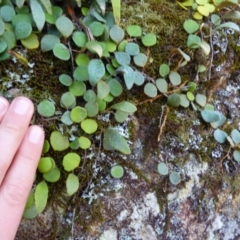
left=0, top=96, right=44, bottom=240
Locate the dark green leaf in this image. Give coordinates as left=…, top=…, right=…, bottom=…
left=37, top=100, right=55, bottom=117
left=35, top=181, right=48, bottom=214
left=15, top=22, right=32, bottom=40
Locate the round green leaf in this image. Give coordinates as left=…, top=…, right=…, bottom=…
left=210, top=111, right=226, bottom=129
left=183, top=19, right=199, bottom=34
left=169, top=172, right=181, bottom=185
left=59, top=74, right=72, bottom=86
left=37, top=100, right=55, bottom=117
left=2, top=31, right=16, bottom=50
left=89, top=21, right=104, bottom=37
left=70, top=106, right=87, bottom=123
left=69, top=81, right=86, bottom=96
left=43, top=166, right=61, bottom=183
left=0, top=39, right=7, bottom=53
left=214, top=129, right=227, bottom=143
left=108, top=78, right=123, bottom=97
left=133, top=53, right=148, bottom=67
left=50, top=131, right=69, bottom=151
left=187, top=34, right=201, bottom=48
left=111, top=165, right=124, bottom=178
left=0, top=17, right=5, bottom=36
left=141, top=33, right=157, bottom=47
left=66, top=173, right=79, bottom=196
left=85, top=101, right=99, bottom=117
left=97, top=80, right=110, bottom=99
left=195, top=94, right=207, bottom=107
left=126, top=25, right=142, bottom=37
left=69, top=138, right=80, bottom=150
left=35, top=181, right=48, bottom=214
left=144, top=83, right=158, bottom=98
left=75, top=53, right=89, bottom=66
left=61, top=111, right=73, bottom=126
left=187, top=82, right=197, bottom=92
left=60, top=92, right=76, bottom=109
left=157, top=162, right=169, bottom=175
left=167, top=94, right=181, bottom=107
left=186, top=91, right=195, bottom=101
left=159, top=64, right=170, bottom=77
left=233, top=150, right=240, bottom=162
left=84, top=90, right=97, bottom=102
left=81, top=119, right=98, bottom=134
left=169, top=71, right=181, bottom=86
left=110, top=25, right=124, bottom=43
left=114, top=52, right=131, bottom=66
left=156, top=78, right=168, bottom=93
left=38, top=157, right=54, bottom=173
left=53, top=43, right=70, bottom=60
left=0, top=6, right=15, bottom=22
left=97, top=99, right=107, bottom=112
left=231, top=129, right=240, bottom=144
left=21, top=33, right=39, bottom=49
left=125, top=42, right=140, bottom=56
left=114, top=109, right=128, bottom=123
left=73, top=65, right=89, bottom=81
left=85, top=41, right=103, bottom=57
left=42, top=140, right=50, bottom=154
left=72, top=31, right=87, bottom=47
left=88, top=59, right=105, bottom=86
left=134, top=71, right=145, bottom=86
left=103, top=40, right=117, bottom=52
left=55, top=16, right=74, bottom=38
left=79, top=136, right=91, bottom=149
left=41, top=34, right=60, bottom=52
left=15, top=22, right=32, bottom=40
left=118, top=40, right=128, bottom=52
left=110, top=101, right=137, bottom=113
left=63, top=153, right=81, bottom=172
left=180, top=94, right=190, bottom=108
left=12, top=13, right=32, bottom=27
left=201, top=110, right=219, bottom=123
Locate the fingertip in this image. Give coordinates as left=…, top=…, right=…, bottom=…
left=27, top=125, right=45, bottom=145
left=0, top=96, right=9, bottom=117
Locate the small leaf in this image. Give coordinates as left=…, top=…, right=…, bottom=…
left=167, top=94, right=181, bottom=107
left=116, top=65, right=135, bottom=90
left=97, top=80, right=110, bottom=99
left=186, top=91, right=195, bottom=101
left=85, top=101, right=99, bottom=117
left=66, top=173, right=79, bottom=196
left=70, top=106, right=87, bottom=123
left=195, top=94, right=207, bottom=107
left=183, top=19, right=199, bottom=34
left=69, top=81, right=86, bottom=96
left=108, top=78, right=123, bottom=97
left=0, top=17, right=5, bottom=36
left=214, top=129, right=227, bottom=143
left=79, top=136, right=91, bottom=149
left=187, top=34, right=201, bottom=48
left=197, top=41, right=210, bottom=55
left=104, top=128, right=131, bottom=154
left=88, top=59, right=105, bottom=86
left=53, top=43, right=70, bottom=60
left=43, top=167, right=60, bottom=182
left=110, top=101, right=137, bottom=113
left=156, top=78, right=168, bottom=93
left=50, top=131, right=69, bottom=151
left=37, top=100, right=55, bottom=117
left=111, top=165, right=124, bottom=178
left=197, top=5, right=209, bottom=17
left=197, top=65, right=206, bottom=73
left=0, top=6, right=15, bottom=22
left=133, top=53, right=148, bottom=67
left=169, top=71, right=181, bottom=86
left=126, top=25, right=142, bottom=37
left=215, top=22, right=240, bottom=32
left=73, top=65, right=89, bottom=81
left=38, top=157, right=54, bottom=173
left=62, top=153, right=81, bottom=172
left=81, top=119, right=98, bottom=134
left=21, top=33, right=39, bottom=49
left=30, top=0, right=45, bottom=31
left=89, top=21, right=104, bottom=37
left=169, top=172, right=181, bottom=185
left=125, top=42, right=140, bottom=56
left=35, top=181, right=48, bottom=214
left=55, top=16, right=74, bottom=38
left=75, top=53, right=89, bottom=66
left=110, top=25, right=124, bottom=43
left=134, top=71, right=145, bottom=86
left=114, top=109, right=128, bottom=122
left=85, top=41, right=103, bottom=57
left=210, top=112, right=226, bottom=129
left=59, top=74, right=72, bottom=86
left=61, top=111, right=73, bottom=126
left=233, top=150, right=240, bottom=162
left=141, top=33, right=157, bottom=47
left=231, top=129, right=240, bottom=144
left=114, top=52, right=130, bottom=65
left=15, top=22, right=32, bottom=40
left=72, top=31, right=87, bottom=47
left=144, top=83, right=158, bottom=98
left=157, top=162, right=169, bottom=175
left=40, top=0, right=52, bottom=14
left=84, top=90, right=97, bottom=102
left=201, top=110, right=219, bottom=123
left=0, top=39, right=7, bottom=53
left=180, top=94, right=190, bottom=108
left=159, top=63, right=170, bottom=77
left=60, top=92, right=76, bottom=109
left=41, top=34, right=60, bottom=52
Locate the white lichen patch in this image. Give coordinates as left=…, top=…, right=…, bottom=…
left=99, top=228, right=118, bottom=240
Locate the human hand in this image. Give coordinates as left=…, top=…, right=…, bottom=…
left=0, top=96, right=44, bottom=240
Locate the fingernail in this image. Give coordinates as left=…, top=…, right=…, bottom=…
left=27, top=126, right=44, bottom=144
left=13, top=97, right=31, bottom=115
left=0, top=97, right=8, bottom=114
